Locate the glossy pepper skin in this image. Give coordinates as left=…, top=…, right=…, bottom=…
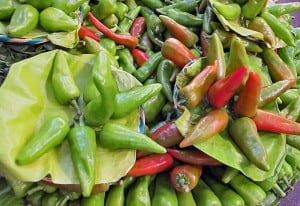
left=233, top=71, right=262, bottom=117
left=208, top=67, right=247, bottom=108
left=52, top=0, right=87, bottom=14
left=68, top=122, right=96, bottom=197
left=7, top=4, right=39, bottom=38
left=92, top=0, right=117, bottom=20
left=242, top=0, right=267, bottom=19
left=180, top=61, right=218, bottom=108
left=159, top=15, right=199, bottom=48
left=78, top=25, right=100, bottom=42
left=131, top=48, right=149, bottom=67
left=161, top=38, right=196, bottom=68
left=84, top=51, right=118, bottom=126
left=152, top=173, right=178, bottom=206
left=130, top=17, right=146, bottom=37
left=156, top=0, right=198, bottom=14
left=39, top=7, right=78, bottom=32
left=81, top=192, right=105, bottom=206
left=170, top=164, right=202, bottom=192
left=125, top=175, right=152, bottom=206
left=165, top=8, right=203, bottom=27
left=177, top=191, right=197, bottom=206
left=118, top=6, right=141, bottom=33
left=213, top=2, right=241, bottom=20
left=0, top=0, right=14, bottom=20
left=267, top=2, right=300, bottom=16
left=127, top=153, right=174, bottom=177
left=117, top=48, right=136, bottom=74
left=105, top=176, right=135, bottom=206
left=229, top=117, right=270, bottom=171
left=179, top=109, right=229, bottom=147
left=52, top=51, right=80, bottom=105
left=112, top=83, right=162, bottom=119
left=192, top=179, right=222, bottom=206
left=98, top=122, right=166, bottom=153
left=15, top=116, right=70, bottom=165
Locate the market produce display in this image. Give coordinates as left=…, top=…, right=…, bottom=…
left=0, top=0, right=300, bottom=205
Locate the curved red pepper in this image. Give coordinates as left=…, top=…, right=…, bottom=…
left=130, top=16, right=146, bottom=37
left=167, top=148, right=222, bottom=166
left=127, top=153, right=174, bottom=176
left=161, top=37, right=196, bottom=68
left=179, top=109, right=229, bottom=148
left=131, top=48, right=149, bottom=67
left=88, top=12, right=139, bottom=48
left=252, top=109, right=300, bottom=135
left=78, top=25, right=100, bottom=42
left=208, top=66, right=247, bottom=108
left=233, top=71, right=261, bottom=117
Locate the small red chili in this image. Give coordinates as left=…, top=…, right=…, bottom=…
left=78, top=25, right=100, bottom=42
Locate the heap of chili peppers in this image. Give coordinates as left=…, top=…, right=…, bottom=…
left=1, top=0, right=300, bottom=205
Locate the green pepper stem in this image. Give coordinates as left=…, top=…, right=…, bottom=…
left=272, top=183, right=286, bottom=198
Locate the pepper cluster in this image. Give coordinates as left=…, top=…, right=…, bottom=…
left=0, top=0, right=300, bottom=205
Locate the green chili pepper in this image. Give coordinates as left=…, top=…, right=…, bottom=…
left=156, top=0, right=199, bottom=14
left=286, top=135, right=300, bottom=150
left=26, top=190, right=44, bottom=206
left=221, top=167, right=239, bottom=184
left=260, top=191, right=281, bottom=206
left=142, top=79, right=167, bottom=123
left=52, top=50, right=80, bottom=106
left=15, top=116, right=70, bottom=165
left=192, top=179, right=222, bottom=206
left=177, top=191, right=196, bottom=206
left=156, top=59, right=178, bottom=102
left=203, top=4, right=213, bottom=34
left=84, top=37, right=119, bottom=67
left=228, top=171, right=266, bottom=206
left=280, top=96, right=300, bottom=121
left=202, top=173, right=245, bottom=206
left=229, top=117, right=269, bottom=171
left=0, top=190, right=25, bottom=206
left=93, top=0, right=117, bottom=20
left=267, top=2, right=300, bottom=17
left=126, top=175, right=152, bottom=206
left=0, top=0, right=14, bottom=20
left=99, top=121, right=166, bottom=153
left=7, top=4, right=39, bottom=38
left=100, top=38, right=117, bottom=56
left=165, top=9, right=203, bottom=27
left=242, top=0, right=267, bottom=19
left=125, top=0, right=138, bottom=10
left=115, top=2, right=129, bottom=21
left=52, top=0, right=87, bottom=14
left=84, top=51, right=118, bottom=126
left=260, top=11, right=295, bottom=47
left=278, top=46, right=297, bottom=77
left=213, top=2, right=241, bottom=20
left=83, top=74, right=101, bottom=104
left=255, top=173, right=279, bottom=192
left=68, top=119, right=97, bottom=197
left=80, top=1, right=91, bottom=20
left=279, top=89, right=299, bottom=107
left=105, top=176, right=135, bottom=206
left=39, top=7, right=78, bottom=32
left=139, top=32, right=154, bottom=51
left=41, top=191, right=63, bottom=206
left=226, top=37, right=249, bottom=75
left=81, top=192, right=105, bottom=206
left=152, top=173, right=178, bottom=206
left=118, top=6, right=141, bottom=33
left=113, top=83, right=162, bottom=118
left=278, top=161, right=294, bottom=184
left=285, top=144, right=300, bottom=171
left=207, top=33, right=226, bottom=79
left=133, top=51, right=164, bottom=82
left=102, top=14, right=119, bottom=28
left=117, top=48, right=136, bottom=74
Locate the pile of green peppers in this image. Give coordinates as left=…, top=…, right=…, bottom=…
left=0, top=0, right=300, bottom=205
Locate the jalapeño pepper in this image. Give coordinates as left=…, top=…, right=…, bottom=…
left=16, top=116, right=70, bottom=165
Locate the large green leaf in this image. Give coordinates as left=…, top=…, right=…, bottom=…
left=0, top=50, right=139, bottom=184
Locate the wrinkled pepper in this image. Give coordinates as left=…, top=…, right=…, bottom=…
left=167, top=148, right=221, bottom=166
left=39, top=7, right=78, bottom=32
left=152, top=173, right=178, bottom=206
left=180, top=61, right=218, bottom=108
left=170, top=164, right=202, bottom=192
left=7, top=4, right=39, bottom=38
left=99, top=122, right=166, bottom=153
left=112, top=83, right=162, bottom=119
left=84, top=51, right=118, bottom=126
left=233, top=71, right=262, bottom=117
left=208, top=67, right=247, bottom=108
left=15, top=116, right=70, bottom=165
left=52, top=50, right=80, bottom=106
left=127, top=153, right=174, bottom=176
left=229, top=117, right=270, bottom=171
left=180, top=109, right=229, bottom=147
left=161, top=37, right=196, bottom=68
left=0, top=0, right=14, bottom=20
left=68, top=118, right=96, bottom=197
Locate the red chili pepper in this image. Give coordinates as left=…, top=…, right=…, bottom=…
left=233, top=71, right=262, bottom=117
left=78, top=25, right=101, bottom=42
left=167, top=148, right=222, bottom=166
left=179, top=109, right=229, bottom=148
left=161, top=37, right=196, bottom=68
left=130, top=16, right=146, bottom=37
left=208, top=66, right=247, bottom=108
left=127, top=153, right=174, bottom=176
left=170, top=164, right=202, bottom=192
left=88, top=12, right=139, bottom=48
left=131, top=48, right=149, bottom=67
left=252, top=109, right=300, bottom=135
left=180, top=61, right=218, bottom=108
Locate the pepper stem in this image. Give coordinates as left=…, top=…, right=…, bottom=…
left=176, top=173, right=190, bottom=192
